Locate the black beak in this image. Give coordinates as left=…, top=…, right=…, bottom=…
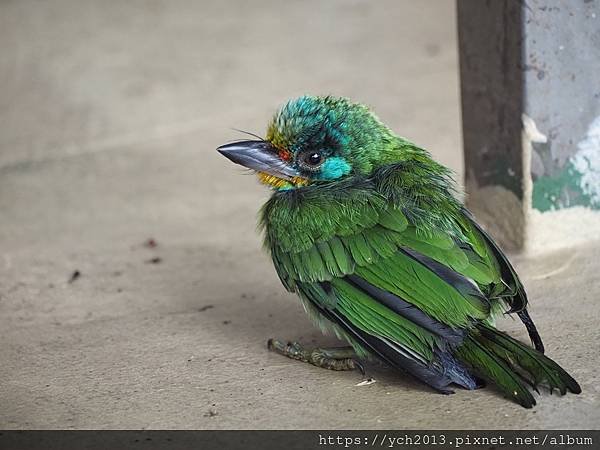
left=217, top=140, right=300, bottom=180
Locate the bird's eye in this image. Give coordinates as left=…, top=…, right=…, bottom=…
left=299, top=151, right=324, bottom=170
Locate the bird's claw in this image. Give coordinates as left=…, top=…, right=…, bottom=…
left=267, top=337, right=365, bottom=375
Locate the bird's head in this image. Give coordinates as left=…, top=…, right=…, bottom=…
left=217, top=96, right=406, bottom=190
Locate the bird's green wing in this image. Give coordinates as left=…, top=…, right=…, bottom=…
left=263, top=184, right=504, bottom=323
left=269, top=205, right=499, bottom=326
left=264, top=187, right=537, bottom=332
left=261, top=184, right=514, bottom=390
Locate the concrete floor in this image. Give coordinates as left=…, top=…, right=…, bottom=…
left=1, top=0, right=598, bottom=429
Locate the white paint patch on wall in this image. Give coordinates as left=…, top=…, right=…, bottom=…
left=571, top=115, right=600, bottom=207
left=526, top=116, right=600, bottom=255
left=522, top=114, right=548, bottom=145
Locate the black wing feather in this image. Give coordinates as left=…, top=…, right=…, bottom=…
left=345, top=274, right=465, bottom=344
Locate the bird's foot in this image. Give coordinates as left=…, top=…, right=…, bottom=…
left=267, top=338, right=364, bottom=374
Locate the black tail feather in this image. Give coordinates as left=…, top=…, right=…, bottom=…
left=477, top=324, right=580, bottom=395
left=456, top=335, right=537, bottom=408
left=517, top=309, right=545, bottom=353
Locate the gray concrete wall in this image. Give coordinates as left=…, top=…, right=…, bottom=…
left=524, top=1, right=600, bottom=212
left=458, top=0, right=600, bottom=251
left=457, top=0, right=526, bottom=249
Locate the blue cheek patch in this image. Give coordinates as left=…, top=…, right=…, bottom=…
left=319, top=157, right=351, bottom=180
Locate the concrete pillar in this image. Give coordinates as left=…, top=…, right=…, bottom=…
left=457, top=0, right=600, bottom=252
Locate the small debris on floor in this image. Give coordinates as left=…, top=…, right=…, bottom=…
left=145, top=257, right=162, bottom=264
left=144, top=238, right=158, bottom=248
left=197, top=305, right=214, bottom=312
left=222, top=320, right=231, bottom=325
left=112, top=271, right=123, bottom=277
left=355, top=378, right=376, bottom=387
left=68, top=270, right=81, bottom=283
left=203, top=409, right=218, bottom=418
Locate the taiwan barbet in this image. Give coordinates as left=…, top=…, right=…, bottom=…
left=217, top=96, right=580, bottom=408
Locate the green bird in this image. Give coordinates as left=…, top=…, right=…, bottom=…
left=217, top=96, right=580, bottom=408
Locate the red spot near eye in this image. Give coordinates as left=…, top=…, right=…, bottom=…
left=278, top=149, right=292, bottom=161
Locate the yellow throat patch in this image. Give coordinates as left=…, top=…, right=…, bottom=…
left=257, top=172, right=308, bottom=189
